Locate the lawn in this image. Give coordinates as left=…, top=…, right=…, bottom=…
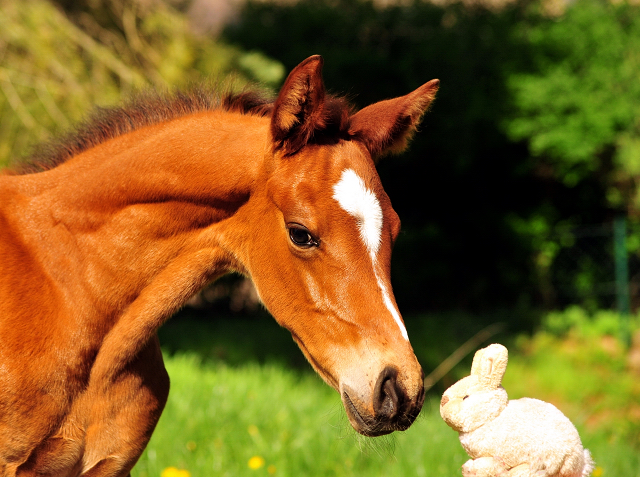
left=131, top=309, right=640, bottom=477
left=132, top=357, right=467, bottom=477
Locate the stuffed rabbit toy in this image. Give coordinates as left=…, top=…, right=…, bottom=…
left=440, top=343, right=594, bottom=477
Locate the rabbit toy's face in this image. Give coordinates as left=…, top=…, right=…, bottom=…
left=440, top=374, right=508, bottom=433
left=440, top=343, right=510, bottom=433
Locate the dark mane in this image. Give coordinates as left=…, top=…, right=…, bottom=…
left=12, top=85, right=353, bottom=175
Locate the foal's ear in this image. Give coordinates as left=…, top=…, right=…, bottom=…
left=271, top=55, right=326, bottom=156
left=349, top=79, right=440, bottom=160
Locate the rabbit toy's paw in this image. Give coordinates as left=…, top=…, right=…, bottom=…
left=462, top=458, right=540, bottom=477
left=462, top=457, right=509, bottom=477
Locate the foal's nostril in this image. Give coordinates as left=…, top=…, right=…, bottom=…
left=373, top=366, right=402, bottom=419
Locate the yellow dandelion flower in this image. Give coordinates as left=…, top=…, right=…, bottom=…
left=248, top=456, right=265, bottom=469
left=593, top=467, right=604, bottom=477
left=161, top=467, right=191, bottom=477
left=267, top=464, right=277, bottom=474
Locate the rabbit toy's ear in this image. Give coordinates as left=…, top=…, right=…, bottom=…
left=470, top=348, right=486, bottom=377
left=471, top=344, right=508, bottom=390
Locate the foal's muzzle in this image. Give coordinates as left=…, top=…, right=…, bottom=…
left=342, top=366, right=425, bottom=437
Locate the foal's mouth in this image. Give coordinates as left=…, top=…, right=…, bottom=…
left=343, top=391, right=389, bottom=437
left=342, top=391, right=395, bottom=437
left=342, top=381, right=424, bottom=437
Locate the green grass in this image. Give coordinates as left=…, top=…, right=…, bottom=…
left=131, top=310, right=640, bottom=477
left=132, top=355, right=468, bottom=477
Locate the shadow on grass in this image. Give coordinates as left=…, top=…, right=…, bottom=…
left=160, top=306, right=512, bottom=398
left=159, top=307, right=309, bottom=370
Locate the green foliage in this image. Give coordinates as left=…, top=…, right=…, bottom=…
left=225, top=0, right=640, bottom=314
left=506, top=0, right=640, bottom=192
left=500, top=0, right=640, bottom=312
left=540, top=305, right=638, bottom=344
left=0, top=0, right=283, bottom=169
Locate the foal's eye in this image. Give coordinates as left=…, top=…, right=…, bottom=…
left=288, top=224, right=318, bottom=248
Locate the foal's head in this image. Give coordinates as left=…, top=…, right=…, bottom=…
left=242, top=56, right=438, bottom=436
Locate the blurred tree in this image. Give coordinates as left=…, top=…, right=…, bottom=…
left=225, top=0, right=640, bottom=317
left=502, top=0, right=640, bottom=311
left=505, top=0, right=640, bottom=214
left=0, top=0, right=284, bottom=169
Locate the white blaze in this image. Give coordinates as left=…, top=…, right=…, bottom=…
left=332, top=169, right=383, bottom=257
left=332, top=169, right=409, bottom=340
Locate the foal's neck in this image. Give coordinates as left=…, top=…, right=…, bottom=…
left=16, top=110, right=269, bottom=314
left=55, top=110, right=267, bottom=210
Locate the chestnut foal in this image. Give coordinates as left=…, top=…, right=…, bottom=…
left=0, top=56, right=439, bottom=476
